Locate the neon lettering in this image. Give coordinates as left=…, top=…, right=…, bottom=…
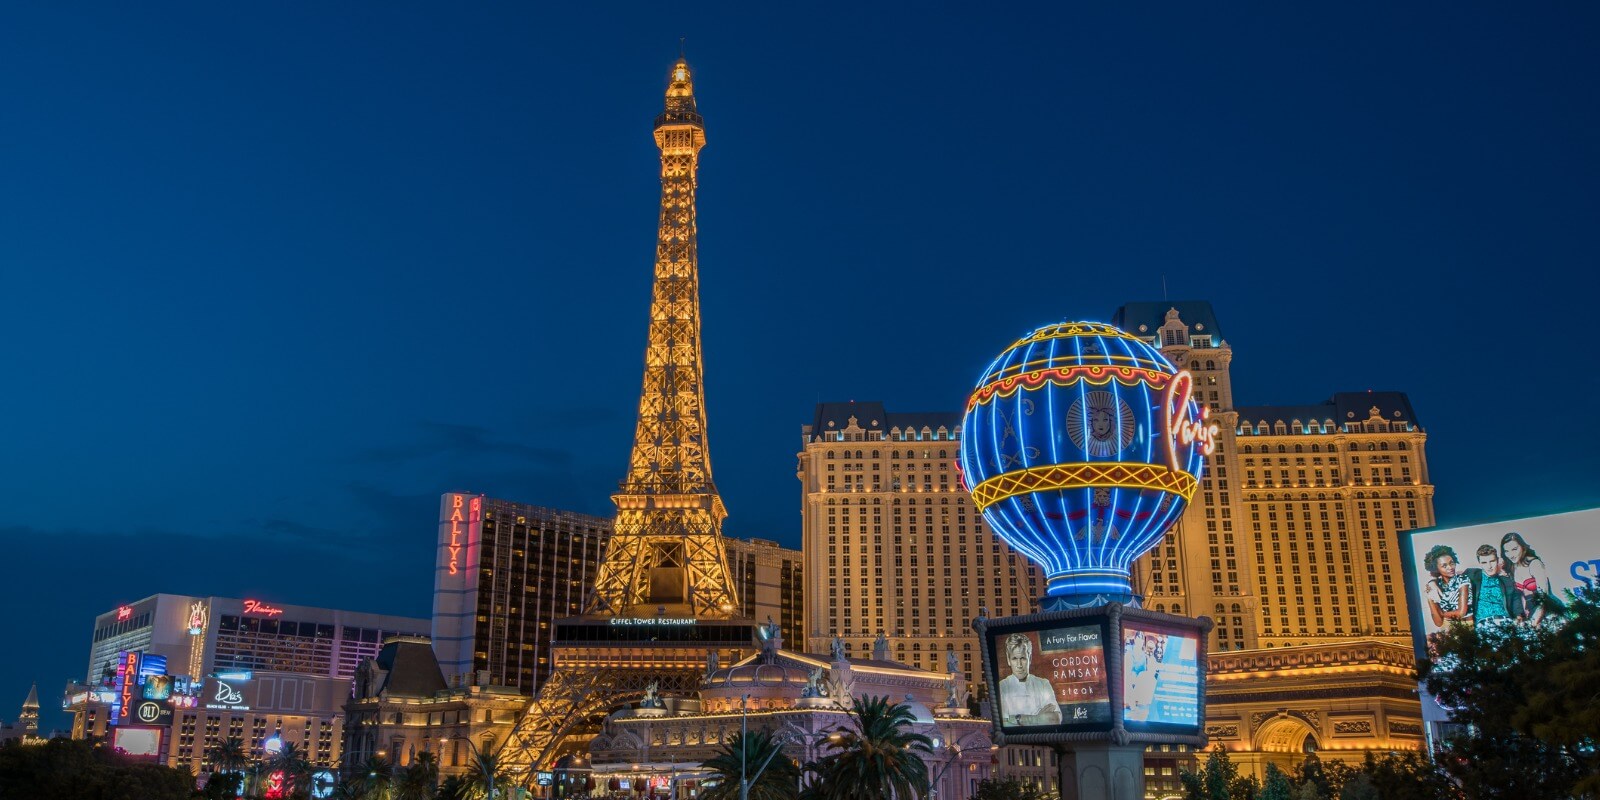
left=1164, top=370, right=1219, bottom=472
left=119, top=652, right=139, bottom=722
left=242, top=600, right=284, bottom=617
left=448, top=495, right=466, bottom=576
left=116, top=606, right=132, bottom=621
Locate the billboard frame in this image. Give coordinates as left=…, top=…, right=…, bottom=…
left=974, top=602, right=1211, bottom=748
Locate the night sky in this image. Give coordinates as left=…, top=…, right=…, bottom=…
left=3, top=4, right=1597, bottom=734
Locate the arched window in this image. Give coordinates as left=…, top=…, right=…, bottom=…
left=1379, top=442, right=1389, bottom=451
left=1206, top=360, right=1216, bottom=370
left=1294, top=444, right=1303, bottom=453
left=1277, top=444, right=1287, bottom=454
left=1231, top=603, right=1242, bottom=613
left=826, top=450, right=835, bottom=459
left=1191, top=361, right=1200, bottom=370
left=1367, top=443, right=1376, bottom=451
left=872, top=450, right=880, bottom=458
left=939, top=450, right=948, bottom=459
left=1399, top=441, right=1409, bottom=451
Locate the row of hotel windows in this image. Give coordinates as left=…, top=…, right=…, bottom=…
left=93, top=613, right=152, bottom=642
left=818, top=429, right=957, bottom=442
left=1242, top=441, right=1410, bottom=453
left=1239, top=421, right=1415, bottom=436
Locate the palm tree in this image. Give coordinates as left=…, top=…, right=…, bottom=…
left=463, top=745, right=508, bottom=800
left=270, top=741, right=316, bottom=799
left=701, top=730, right=800, bottom=800
left=328, top=776, right=367, bottom=800
left=210, top=736, right=251, bottom=775
left=362, top=754, right=395, bottom=800
left=437, top=775, right=470, bottom=800
left=396, top=751, right=440, bottom=800
left=806, top=696, right=933, bottom=800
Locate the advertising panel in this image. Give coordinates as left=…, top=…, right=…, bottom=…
left=985, top=615, right=1112, bottom=734
left=112, top=726, right=163, bottom=758
left=1121, top=622, right=1201, bottom=734
left=142, top=674, right=173, bottom=701
left=976, top=604, right=1210, bottom=747
left=204, top=676, right=251, bottom=711
left=1402, top=507, right=1600, bottom=659
left=132, top=698, right=173, bottom=727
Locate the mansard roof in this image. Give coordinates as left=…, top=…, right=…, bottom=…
left=810, top=402, right=959, bottom=438
left=1237, top=391, right=1420, bottom=428
left=372, top=638, right=448, bottom=698
left=1111, top=301, right=1224, bottom=340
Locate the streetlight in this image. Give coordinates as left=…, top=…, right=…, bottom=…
left=737, top=694, right=795, bottom=800
left=926, top=731, right=964, bottom=800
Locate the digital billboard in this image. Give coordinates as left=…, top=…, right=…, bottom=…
left=1401, top=507, right=1600, bottom=659
left=984, top=615, right=1113, bottom=734
left=1121, top=622, right=1201, bottom=734
left=112, top=726, right=163, bottom=758
left=976, top=604, right=1209, bottom=746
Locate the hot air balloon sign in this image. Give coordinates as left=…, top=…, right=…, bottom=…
left=959, top=321, right=1218, bottom=609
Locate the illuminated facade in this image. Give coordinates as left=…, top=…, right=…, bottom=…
left=67, top=594, right=427, bottom=776
left=797, top=404, right=1060, bottom=789
left=428, top=492, right=801, bottom=703
left=586, top=628, right=993, bottom=800
left=342, top=637, right=526, bottom=779
left=501, top=59, right=764, bottom=776
left=803, top=302, right=1434, bottom=787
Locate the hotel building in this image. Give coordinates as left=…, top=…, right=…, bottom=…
left=430, top=493, right=803, bottom=698
left=802, top=301, right=1433, bottom=786
left=67, top=594, right=428, bottom=775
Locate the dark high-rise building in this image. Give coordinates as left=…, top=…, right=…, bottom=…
left=431, top=494, right=611, bottom=696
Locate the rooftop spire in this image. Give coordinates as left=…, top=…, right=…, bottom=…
left=657, top=57, right=701, bottom=128
left=22, top=683, right=37, bottom=710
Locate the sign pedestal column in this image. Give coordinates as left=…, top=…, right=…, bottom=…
left=1056, top=743, right=1145, bottom=800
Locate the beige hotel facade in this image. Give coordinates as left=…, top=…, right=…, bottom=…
left=800, top=301, right=1431, bottom=786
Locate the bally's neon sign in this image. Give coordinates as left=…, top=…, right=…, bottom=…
left=1163, top=370, right=1219, bottom=473
left=447, top=494, right=482, bottom=577
left=116, top=606, right=133, bottom=622
left=117, top=651, right=140, bottom=723
left=243, top=600, right=284, bottom=617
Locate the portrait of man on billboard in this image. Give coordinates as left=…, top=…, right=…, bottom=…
left=997, top=633, right=1061, bottom=727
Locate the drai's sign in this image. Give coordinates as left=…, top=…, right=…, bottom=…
left=205, top=679, right=250, bottom=711
left=609, top=618, right=698, bottom=626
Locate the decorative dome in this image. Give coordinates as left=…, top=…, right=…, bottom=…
left=898, top=694, right=935, bottom=723
left=958, top=321, right=1217, bottom=608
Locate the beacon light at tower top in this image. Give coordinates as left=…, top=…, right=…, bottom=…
left=958, top=321, right=1219, bottom=610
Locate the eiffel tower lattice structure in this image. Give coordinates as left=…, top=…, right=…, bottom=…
left=500, top=57, right=761, bottom=779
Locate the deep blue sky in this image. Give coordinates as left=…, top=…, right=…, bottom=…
left=3, top=4, right=1597, bottom=732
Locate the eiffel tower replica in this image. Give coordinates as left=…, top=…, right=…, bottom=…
left=502, top=57, right=760, bottom=777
